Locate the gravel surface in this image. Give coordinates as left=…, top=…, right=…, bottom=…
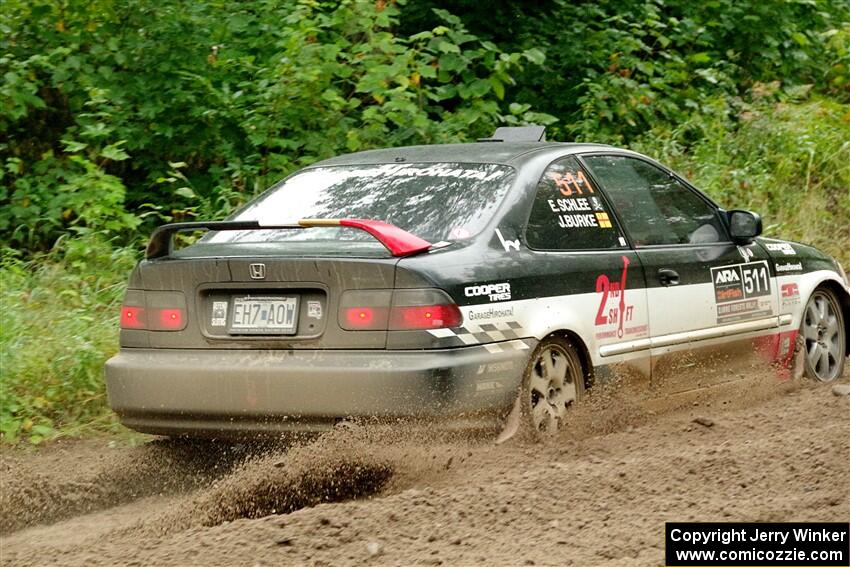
left=2, top=370, right=848, bottom=567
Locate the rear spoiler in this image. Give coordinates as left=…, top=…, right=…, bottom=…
left=145, top=219, right=433, bottom=259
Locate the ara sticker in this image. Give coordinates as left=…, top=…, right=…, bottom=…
left=711, top=260, right=773, bottom=322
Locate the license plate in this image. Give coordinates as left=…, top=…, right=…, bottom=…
left=229, top=296, right=298, bottom=334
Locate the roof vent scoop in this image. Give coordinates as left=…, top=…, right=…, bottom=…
left=478, top=125, right=546, bottom=143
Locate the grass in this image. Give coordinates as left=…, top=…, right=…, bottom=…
left=0, top=236, right=138, bottom=443
left=1, top=95, right=848, bottom=444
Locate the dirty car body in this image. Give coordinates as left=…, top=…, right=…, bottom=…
left=105, top=127, right=850, bottom=437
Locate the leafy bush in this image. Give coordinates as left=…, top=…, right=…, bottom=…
left=402, top=0, right=850, bottom=142
left=0, top=0, right=551, bottom=252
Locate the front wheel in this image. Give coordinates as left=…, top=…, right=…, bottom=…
left=800, top=289, right=846, bottom=382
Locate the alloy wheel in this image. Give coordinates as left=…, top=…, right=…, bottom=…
left=527, top=344, right=580, bottom=434
left=801, top=291, right=844, bottom=382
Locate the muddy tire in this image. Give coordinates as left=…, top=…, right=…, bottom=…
left=515, top=336, right=586, bottom=440
left=799, top=288, right=846, bottom=382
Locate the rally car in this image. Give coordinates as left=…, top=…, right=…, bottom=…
left=105, top=126, right=849, bottom=439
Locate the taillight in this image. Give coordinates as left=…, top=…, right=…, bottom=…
left=339, top=289, right=462, bottom=331
left=119, top=291, right=187, bottom=331
left=343, top=306, right=389, bottom=330
left=389, top=304, right=462, bottom=330
left=158, top=308, right=185, bottom=330
left=120, top=306, right=146, bottom=329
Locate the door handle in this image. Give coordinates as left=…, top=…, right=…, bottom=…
left=658, top=268, right=680, bottom=286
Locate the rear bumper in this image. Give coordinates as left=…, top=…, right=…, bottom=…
left=104, top=341, right=534, bottom=437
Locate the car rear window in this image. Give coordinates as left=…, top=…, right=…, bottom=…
left=205, top=163, right=516, bottom=250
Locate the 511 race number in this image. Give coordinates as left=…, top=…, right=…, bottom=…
left=711, top=260, right=771, bottom=304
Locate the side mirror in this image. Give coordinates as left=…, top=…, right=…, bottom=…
left=728, top=210, right=762, bottom=243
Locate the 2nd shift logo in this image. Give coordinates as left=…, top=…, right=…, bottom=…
left=594, top=256, right=634, bottom=338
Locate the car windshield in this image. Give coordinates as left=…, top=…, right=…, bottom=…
left=206, top=162, right=516, bottom=248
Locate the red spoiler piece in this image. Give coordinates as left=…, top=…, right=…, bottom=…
left=299, top=219, right=432, bottom=257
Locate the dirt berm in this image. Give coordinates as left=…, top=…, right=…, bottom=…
left=1, top=370, right=848, bottom=566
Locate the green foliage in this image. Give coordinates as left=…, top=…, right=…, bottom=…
left=2, top=145, right=139, bottom=250
left=0, top=0, right=551, bottom=252
left=403, top=0, right=849, bottom=142
left=633, top=92, right=850, bottom=265
left=0, top=237, right=137, bottom=443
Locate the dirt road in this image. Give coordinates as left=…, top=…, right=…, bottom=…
left=2, top=371, right=848, bottom=567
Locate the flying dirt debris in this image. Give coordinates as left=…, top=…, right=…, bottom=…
left=2, top=370, right=848, bottom=567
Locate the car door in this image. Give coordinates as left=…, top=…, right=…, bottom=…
left=579, top=153, right=780, bottom=393
left=518, top=155, right=651, bottom=382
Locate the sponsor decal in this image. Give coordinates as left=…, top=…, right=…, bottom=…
left=595, top=212, right=612, bottom=228
left=467, top=306, right=515, bottom=321
left=494, top=228, right=520, bottom=252
left=593, top=255, right=646, bottom=340
left=307, top=300, right=323, bottom=319
left=781, top=282, right=800, bottom=307
left=589, top=196, right=605, bottom=211
left=737, top=246, right=754, bottom=262
left=711, top=260, right=772, bottom=322
left=211, top=301, right=228, bottom=326
left=776, top=262, right=803, bottom=273
left=765, top=242, right=796, bottom=256
left=427, top=322, right=527, bottom=350
left=716, top=299, right=773, bottom=322
left=475, top=380, right=505, bottom=392
left=465, top=282, right=512, bottom=302
left=549, top=169, right=595, bottom=197
left=714, top=268, right=741, bottom=284
left=476, top=360, right=515, bottom=375
left=543, top=167, right=615, bottom=231
left=345, top=163, right=506, bottom=182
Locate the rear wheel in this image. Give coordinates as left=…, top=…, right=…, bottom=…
left=498, top=336, right=585, bottom=442
left=800, top=289, right=846, bottom=382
